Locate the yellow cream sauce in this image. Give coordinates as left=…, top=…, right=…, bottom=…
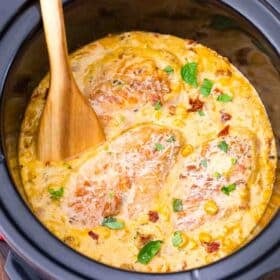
left=19, top=32, right=276, bottom=272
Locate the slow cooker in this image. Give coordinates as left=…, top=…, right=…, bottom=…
left=0, top=0, right=279, bottom=279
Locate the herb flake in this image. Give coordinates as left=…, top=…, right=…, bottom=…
left=200, top=159, right=208, bottom=167
left=163, top=65, right=174, bottom=74
left=218, top=140, right=229, bottom=153
left=173, top=198, right=183, bottom=212
left=154, top=101, right=162, bottom=111
left=48, top=187, right=64, bottom=200
left=166, top=135, right=176, bottom=143
left=172, top=231, right=183, bottom=247
left=198, top=110, right=205, bottom=116
left=155, top=143, right=164, bottom=151
left=109, top=191, right=115, bottom=199
left=213, top=172, right=221, bottom=179
left=221, top=183, right=236, bottom=195
left=217, top=93, right=233, bottom=103
left=200, top=79, right=213, bottom=97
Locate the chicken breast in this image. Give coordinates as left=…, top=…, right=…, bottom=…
left=84, top=48, right=171, bottom=126
left=64, top=125, right=182, bottom=228
left=172, top=128, right=257, bottom=231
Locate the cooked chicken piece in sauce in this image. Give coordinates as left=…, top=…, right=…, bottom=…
left=85, top=53, right=171, bottom=125
left=173, top=132, right=256, bottom=230
left=65, top=125, right=181, bottom=228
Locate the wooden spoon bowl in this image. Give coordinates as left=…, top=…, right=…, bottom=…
left=37, top=0, right=105, bottom=162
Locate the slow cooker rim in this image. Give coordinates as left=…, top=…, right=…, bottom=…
left=0, top=1, right=279, bottom=279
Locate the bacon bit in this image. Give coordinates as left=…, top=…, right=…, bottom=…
left=213, top=88, right=222, bottom=95
left=204, top=241, right=220, bottom=253
left=186, top=165, right=197, bottom=171
left=138, top=234, right=152, bottom=247
left=179, top=174, right=187, bottom=179
left=88, top=231, right=99, bottom=241
left=168, top=105, right=176, bottom=115
left=188, top=98, right=204, bottom=112
left=221, top=112, right=232, bottom=122
left=218, top=125, right=230, bottom=137
left=148, top=211, right=159, bottom=222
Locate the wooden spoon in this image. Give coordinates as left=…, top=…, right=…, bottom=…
left=37, top=0, right=105, bottom=162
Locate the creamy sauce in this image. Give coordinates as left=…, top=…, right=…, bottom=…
left=19, top=32, right=276, bottom=272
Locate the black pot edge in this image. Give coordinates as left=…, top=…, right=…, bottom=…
left=0, top=1, right=279, bottom=280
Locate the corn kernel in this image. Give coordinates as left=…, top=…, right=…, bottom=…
left=199, top=232, right=212, bottom=243
left=163, top=93, right=176, bottom=102
left=181, top=144, right=194, bottom=157
left=188, top=239, right=198, bottom=249
left=204, top=200, right=219, bottom=215
left=178, top=232, right=189, bottom=248
left=93, top=226, right=111, bottom=238
left=223, top=238, right=236, bottom=252
left=173, top=119, right=185, bottom=127
left=138, top=214, right=149, bottom=224
left=154, top=111, right=162, bottom=120
left=158, top=205, right=170, bottom=221
left=176, top=105, right=188, bottom=118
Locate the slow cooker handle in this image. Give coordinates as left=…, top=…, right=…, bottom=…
left=4, top=250, right=42, bottom=280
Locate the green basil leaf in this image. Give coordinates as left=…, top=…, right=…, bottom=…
left=155, top=143, right=164, bottom=151
left=172, top=231, right=183, bottom=247
left=102, top=217, right=124, bottom=229
left=172, top=198, right=183, bottom=212
left=48, top=187, right=64, bottom=200
left=181, top=62, right=198, bottom=87
left=137, top=240, right=163, bottom=264
left=163, top=65, right=174, bottom=74
left=217, top=93, right=233, bottom=103
left=218, top=140, right=229, bottom=153
left=200, top=79, right=213, bottom=97
left=221, top=183, right=236, bottom=195
left=153, top=101, right=162, bottom=111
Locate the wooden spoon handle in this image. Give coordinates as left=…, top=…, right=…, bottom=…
left=39, top=0, right=72, bottom=90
